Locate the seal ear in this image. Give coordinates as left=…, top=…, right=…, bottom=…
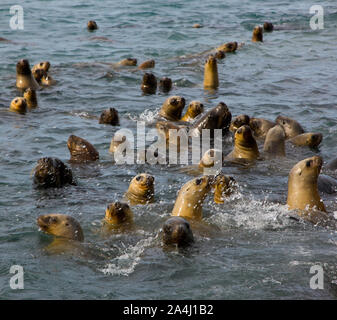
left=295, top=167, right=302, bottom=176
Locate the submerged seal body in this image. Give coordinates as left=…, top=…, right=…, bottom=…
left=16, top=59, right=39, bottom=90
left=203, top=55, right=219, bottom=89
left=162, top=217, right=194, bottom=247
left=125, top=173, right=155, bottom=205
left=67, top=135, right=99, bottom=162
left=138, top=59, right=155, bottom=69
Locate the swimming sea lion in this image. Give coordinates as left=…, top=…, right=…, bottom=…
left=40, top=74, right=56, bottom=86
left=249, top=117, right=275, bottom=139
left=287, top=156, right=326, bottom=212
left=33, top=157, right=76, bottom=188
left=204, top=55, right=219, bottom=89
left=32, top=69, right=45, bottom=84
left=117, top=58, right=137, bottom=66
left=9, top=97, right=27, bottom=114
left=104, top=202, right=133, bottom=225
left=213, top=174, right=237, bottom=204
left=263, top=22, right=274, bottom=32
left=192, top=23, right=203, bottom=28
left=215, top=50, right=226, bottom=60
left=37, top=214, right=84, bottom=241
left=99, top=107, right=119, bottom=126
left=181, top=101, right=204, bottom=122
left=263, top=125, right=286, bottom=158
left=109, top=133, right=129, bottom=153
left=252, top=26, right=263, bottom=42
left=16, top=59, right=39, bottom=90
left=138, top=59, right=155, bottom=69
left=216, top=42, right=238, bottom=53
left=141, top=72, right=157, bottom=94
left=159, top=77, right=172, bottom=93
left=32, top=61, right=50, bottom=74
left=162, top=217, right=194, bottom=247
left=125, top=173, right=155, bottom=205
left=67, top=135, right=99, bottom=162
left=23, top=88, right=38, bottom=108
left=288, top=132, right=322, bottom=148
left=226, top=125, right=259, bottom=161
left=326, top=157, right=337, bottom=171
left=87, top=20, right=98, bottom=31
left=275, top=115, right=304, bottom=139
left=171, top=175, right=213, bottom=220
left=229, top=114, right=250, bottom=133
left=159, top=96, right=186, bottom=121
left=190, top=102, right=232, bottom=138
left=199, top=149, right=224, bottom=169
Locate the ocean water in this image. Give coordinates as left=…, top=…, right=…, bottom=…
left=0, top=0, right=337, bottom=299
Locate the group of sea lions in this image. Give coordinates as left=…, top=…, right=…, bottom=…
left=7, top=19, right=337, bottom=253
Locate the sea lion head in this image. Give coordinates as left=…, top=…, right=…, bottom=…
left=67, top=135, right=99, bottom=162
left=32, top=61, right=50, bottom=74
left=252, top=26, right=263, bottom=42
left=234, top=125, right=259, bottom=159
left=138, top=59, right=155, bottom=69
left=263, top=22, right=274, bottom=32
left=109, top=133, right=128, bottom=153
left=276, top=115, right=304, bottom=139
left=230, top=114, right=250, bottom=133
left=159, top=77, right=172, bottom=93
left=32, top=69, right=46, bottom=83
left=215, top=50, right=226, bottom=60
left=37, top=214, right=84, bottom=241
left=87, top=20, right=98, bottom=31
left=159, top=96, right=186, bottom=121
left=104, top=202, right=133, bottom=225
left=40, top=74, right=55, bottom=86
left=213, top=174, right=237, bottom=203
left=141, top=72, right=157, bottom=94
left=9, top=97, right=27, bottom=114
left=118, top=58, right=137, bottom=66
left=99, top=107, right=119, bottom=126
left=23, top=88, right=38, bottom=108
left=162, top=217, right=194, bottom=247
left=126, top=173, right=155, bottom=204
left=249, top=117, right=275, bottom=139
left=181, top=101, right=204, bottom=122
left=217, top=42, right=238, bottom=53
left=199, top=149, right=224, bottom=168
left=204, top=55, right=219, bottom=89
left=16, top=59, right=32, bottom=75
left=305, top=133, right=322, bottom=148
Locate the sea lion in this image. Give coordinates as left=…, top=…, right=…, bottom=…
left=33, top=157, right=76, bottom=188
left=203, top=55, right=219, bottom=89
left=16, top=59, right=39, bottom=90
left=159, top=77, right=172, bottom=93
left=181, top=101, right=204, bottom=122
left=87, top=20, right=98, bottom=31
left=192, top=23, right=203, bottom=28
left=141, top=72, right=157, bottom=94
left=190, top=102, right=232, bottom=138
left=318, top=174, right=337, bottom=194
left=171, top=175, right=213, bottom=220
left=159, top=96, right=186, bottom=121
left=213, top=174, right=237, bottom=204
left=117, top=58, right=137, bottom=66
left=263, top=22, right=274, bottom=32
left=199, top=149, right=224, bottom=169
left=162, top=217, right=194, bottom=247
left=104, top=202, right=133, bottom=225
left=40, top=74, right=56, bottom=86
left=125, top=173, right=155, bottom=205
left=99, top=108, right=119, bottom=126
left=67, top=135, right=99, bottom=162
left=109, top=133, right=129, bottom=153
left=288, top=133, right=322, bottom=148
left=287, top=156, right=326, bottom=213
left=249, top=117, right=275, bottom=139
left=216, top=42, right=238, bottom=53
left=226, top=125, right=259, bottom=161
left=32, top=61, right=50, bottom=74
left=23, top=88, right=38, bottom=108
left=229, top=114, right=250, bottom=133
left=326, top=157, right=337, bottom=171
left=138, top=59, right=155, bottom=70
left=9, top=97, right=27, bottom=114
left=37, top=214, right=84, bottom=241
left=275, top=115, right=304, bottom=139
left=32, top=69, right=45, bottom=84
left=215, top=50, right=226, bottom=60
left=263, top=125, right=286, bottom=157
left=252, top=26, right=263, bottom=42
left=156, top=121, right=188, bottom=149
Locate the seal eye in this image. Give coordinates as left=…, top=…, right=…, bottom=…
left=136, top=176, right=142, bottom=181
left=306, top=160, right=312, bottom=167
left=65, top=223, right=69, bottom=227
left=195, top=178, right=202, bottom=185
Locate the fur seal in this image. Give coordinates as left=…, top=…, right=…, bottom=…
left=159, top=77, right=172, bottom=93
left=159, top=96, right=186, bottom=121
left=125, top=173, right=155, bottom=205
left=288, top=133, right=322, bottom=148
left=213, top=174, right=237, bottom=204
left=37, top=214, right=84, bottom=241
left=181, top=101, right=204, bottom=122
left=40, top=74, right=56, bottom=86
left=190, top=102, right=232, bottom=137
left=87, top=20, right=98, bottom=31
left=32, top=69, right=45, bottom=84
left=67, top=135, right=99, bottom=162
left=33, top=157, right=76, bottom=188
left=32, top=61, right=50, bottom=74
left=263, top=125, right=286, bottom=157
left=287, top=156, right=326, bottom=212
left=263, top=22, right=274, bottom=32
left=104, top=202, right=133, bottom=225
left=252, top=26, right=263, bottom=42
left=162, top=217, right=194, bottom=247
left=16, top=59, right=39, bottom=90
left=9, top=97, right=27, bottom=114
left=171, top=175, right=213, bottom=220
left=230, top=114, right=250, bottom=133
left=249, top=117, right=275, bottom=139
left=138, top=59, right=155, bottom=69
left=226, top=125, right=259, bottom=161
left=326, top=157, right=337, bottom=171
left=141, top=72, right=157, bottom=94
left=199, top=149, right=224, bottom=169
left=23, top=88, right=38, bottom=109
left=216, top=42, right=238, bottom=53
left=204, top=55, right=219, bottom=89
left=275, top=115, right=304, bottom=139
left=99, top=108, right=119, bottom=126
left=118, top=58, right=137, bottom=66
